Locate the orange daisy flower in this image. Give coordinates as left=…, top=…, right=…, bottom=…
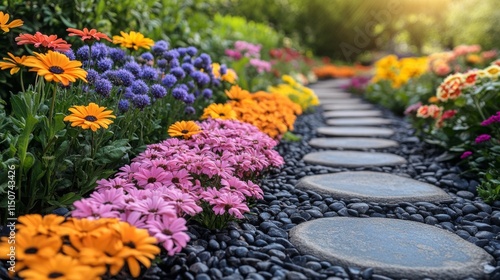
left=67, top=27, right=112, bottom=42
left=225, top=85, right=251, bottom=101
left=112, top=31, right=154, bottom=50
left=63, top=103, right=116, bottom=132
left=168, top=121, right=201, bottom=139
left=0, top=52, right=27, bottom=75
left=16, top=32, right=72, bottom=52
left=22, top=51, right=87, bottom=86
left=0, top=11, right=23, bottom=33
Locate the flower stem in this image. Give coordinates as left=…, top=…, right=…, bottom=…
left=49, top=84, right=57, bottom=123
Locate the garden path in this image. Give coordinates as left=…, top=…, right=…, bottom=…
left=290, top=81, right=494, bottom=279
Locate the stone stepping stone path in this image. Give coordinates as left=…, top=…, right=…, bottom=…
left=309, top=137, right=398, bottom=150
left=319, top=98, right=362, bottom=105
left=290, top=217, right=493, bottom=280
left=315, top=92, right=352, bottom=99
left=326, top=117, right=392, bottom=126
left=317, top=126, right=394, bottom=137
left=322, top=103, right=374, bottom=111
left=323, top=110, right=383, bottom=118
left=309, top=79, right=350, bottom=89
left=303, top=150, right=407, bottom=167
left=296, top=171, right=451, bottom=203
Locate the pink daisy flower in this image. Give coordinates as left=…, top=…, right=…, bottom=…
left=120, top=210, right=147, bottom=228
left=134, top=166, right=170, bottom=189
left=116, top=162, right=142, bottom=180
left=221, top=176, right=252, bottom=198
left=72, top=199, right=120, bottom=220
left=95, top=177, right=135, bottom=192
left=246, top=180, right=264, bottom=199
left=211, top=159, right=235, bottom=179
left=200, top=187, right=223, bottom=204
left=164, top=169, right=193, bottom=189
left=146, top=216, right=190, bottom=256
left=128, top=196, right=177, bottom=221
left=162, top=188, right=202, bottom=216
left=89, top=188, right=126, bottom=209
left=212, top=192, right=249, bottom=219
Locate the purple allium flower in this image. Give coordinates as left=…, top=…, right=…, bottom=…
left=141, top=52, right=154, bottom=61
left=157, top=59, right=168, bottom=68
left=95, top=78, right=113, bottom=97
left=202, top=88, right=213, bottom=99
left=182, top=56, right=192, bottom=63
left=91, top=43, right=108, bottom=60
left=108, top=47, right=127, bottom=63
left=62, top=49, right=75, bottom=60
left=460, top=151, right=473, bottom=159
left=172, top=87, right=188, bottom=100
left=86, top=69, right=99, bottom=85
left=123, top=88, right=134, bottom=100
left=164, top=50, right=179, bottom=61
left=193, top=57, right=203, bottom=69
left=152, top=40, right=169, bottom=57
left=182, top=63, right=195, bottom=74
left=170, top=67, right=185, bottom=79
left=169, top=59, right=180, bottom=68
left=97, top=57, right=113, bottom=72
left=220, top=64, right=227, bottom=75
left=200, top=53, right=211, bottom=64
left=150, top=84, right=167, bottom=98
left=475, top=134, right=492, bottom=144
left=132, top=94, right=151, bottom=109
left=124, top=61, right=142, bottom=78
left=183, top=93, right=195, bottom=104
left=116, top=69, right=135, bottom=87
left=141, top=66, right=158, bottom=81
left=118, top=99, right=130, bottom=112
left=186, top=46, right=197, bottom=56
left=212, top=79, right=221, bottom=87
left=130, top=80, right=149, bottom=95
left=192, top=71, right=210, bottom=86
left=76, top=45, right=90, bottom=61
left=186, top=81, right=195, bottom=90
left=161, top=74, right=177, bottom=88
left=184, top=106, right=195, bottom=114
left=177, top=47, right=187, bottom=57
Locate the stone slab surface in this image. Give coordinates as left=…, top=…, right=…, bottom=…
left=319, top=99, right=363, bottom=105
left=309, top=137, right=398, bottom=149
left=326, top=118, right=392, bottom=126
left=290, top=217, right=493, bottom=280
left=309, top=79, right=350, bottom=89
left=317, top=126, right=394, bottom=137
left=303, top=151, right=406, bottom=167
left=322, top=103, right=374, bottom=111
left=295, top=171, right=450, bottom=203
left=315, top=92, right=352, bottom=99
left=323, top=110, right=383, bottom=118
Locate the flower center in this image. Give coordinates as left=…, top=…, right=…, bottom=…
left=48, top=66, right=65, bottom=74
left=124, top=241, right=136, bottom=249
left=84, top=115, right=98, bottom=122
left=162, top=229, right=173, bottom=235
left=25, top=247, right=38, bottom=254
left=219, top=113, right=225, bottom=116
left=172, top=178, right=180, bottom=184
left=48, top=272, right=64, bottom=278
left=147, top=178, right=157, bottom=183
left=181, top=129, right=189, bottom=134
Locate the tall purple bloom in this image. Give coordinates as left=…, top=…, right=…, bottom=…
left=475, top=134, right=491, bottom=144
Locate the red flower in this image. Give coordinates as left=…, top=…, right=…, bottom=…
left=66, top=27, right=112, bottom=42
left=15, top=32, right=71, bottom=52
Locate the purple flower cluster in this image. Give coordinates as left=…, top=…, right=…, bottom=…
left=77, top=41, right=219, bottom=112
left=72, top=118, right=284, bottom=254
left=475, top=134, right=492, bottom=144
left=481, top=111, right=500, bottom=126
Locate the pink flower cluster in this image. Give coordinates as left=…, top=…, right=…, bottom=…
left=481, top=111, right=500, bottom=126
left=249, top=58, right=272, bottom=73
left=72, top=118, right=283, bottom=255
left=453, top=44, right=481, bottom=57
left=225, top=40, right=262, bottom=60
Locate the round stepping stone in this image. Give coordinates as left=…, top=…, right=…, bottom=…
left=320, top=99, right=362, bottom=105
left=295, top=171, right=450, bottom=203
left=309, top=79, right=350, bottom=88
left=326, top=118, right=392, bottom=126
left=323, top=110, right=382, bottom=118
left=309, top=137, right=398, bottom=150
left=322, top=103, right=374, bottom=111
left=316, top=92, right=352, bottom=99
left=317, top=126, right=394, bottom=137
left=303, top=151, right=406, bottom=167
left=290, top=217, right=493, bottom=279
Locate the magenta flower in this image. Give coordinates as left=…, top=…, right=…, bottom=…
left=224, top=49, right=242, bottom=60
left=120, top=210, right=147, bottom=228
left=481, top=112, right=500, bottom=126
left=200, top=187, right=223, bottom=204
left=89, top=188, right=126, bottom=209
left=162, top=188, right=202, bottom=216
left=212, top=192, right=249, bottom=219
left=134, top=166, right=170, bottom=189
left=249, top=58, right=272, bottom=73
left=129, top=196, right=177, bottom=221
left=72, top=199, right=120, bottom=220
left=475, top=134, right=492, bottom=144
left=95, top=177, right=135, bottom=192
left=164, top=169, right=193, bottom=189
left=147, top=216, right=190, bottom=255
left=460, top=151, right=473, bottom=159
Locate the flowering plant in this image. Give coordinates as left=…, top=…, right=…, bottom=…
left=268, top=74, right=319, bottom=112
left=0, top=214, right=160, bottom=279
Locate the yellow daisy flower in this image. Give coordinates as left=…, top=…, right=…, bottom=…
left=22, top=51, right=87, bottom=86
left=63, top=103, right=116, bottom=132
left=168, top=120, right=201, bottom=139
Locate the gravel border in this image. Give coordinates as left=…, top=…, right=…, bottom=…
left=2, top=98, right=499, bottom=280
